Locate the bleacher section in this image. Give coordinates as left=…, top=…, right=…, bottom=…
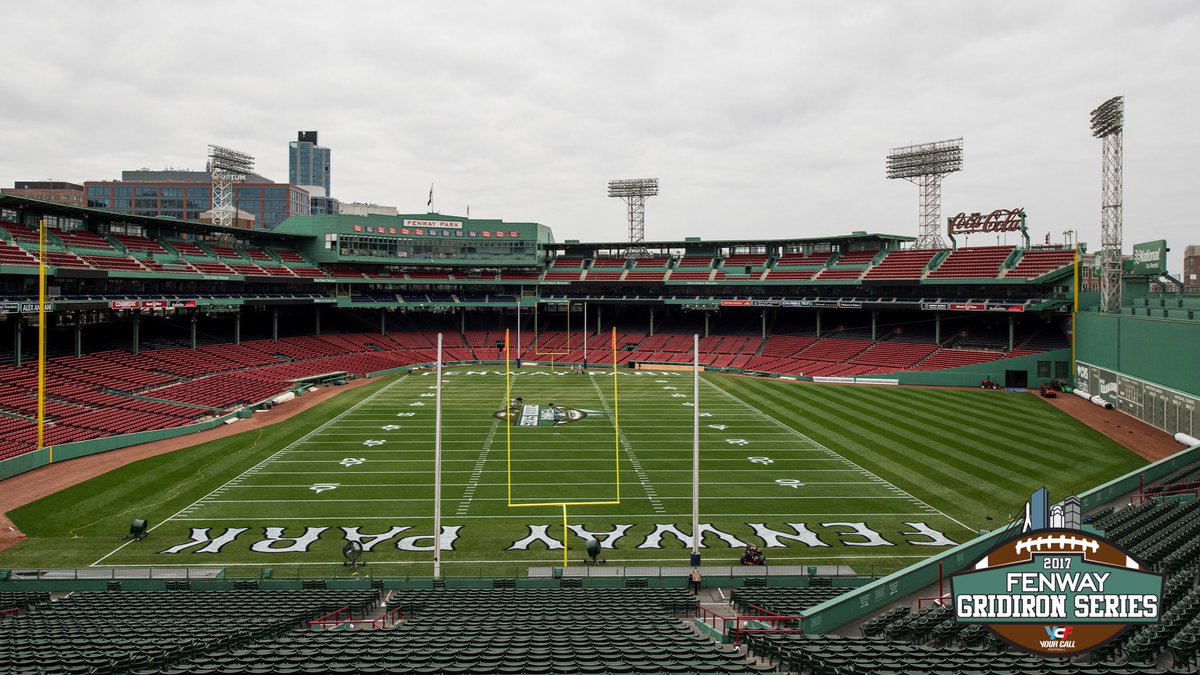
left=0, top=242, right=37, bottom=266
left=927, top=245, right=1013, bottom=280
left=813, top=250, right=877, bottom=281
left=49, top=228, right=114, bottom=251
left=1005, top=248, right=1076, bottom=279
left=0, top=587, right=761, bottom=675
left=111, top=232, right=168, bottom=255
left=862, top=248, right=939, bottom=281
left=0, top=590, right=381, bottom=675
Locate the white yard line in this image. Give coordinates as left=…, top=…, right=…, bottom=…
left=589, top=376, right=665, bottom=514
left=455, top=419, right=500, bottom=517
left=703, top=377, right=973, bottom=532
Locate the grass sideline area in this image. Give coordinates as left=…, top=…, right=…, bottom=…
left=0, top=368, right=1146, bottom=577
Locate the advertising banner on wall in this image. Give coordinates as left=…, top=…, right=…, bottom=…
left=1130, top=240, right=1167, bottom=276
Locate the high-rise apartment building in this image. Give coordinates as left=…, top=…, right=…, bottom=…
left=289, top=131, right=331, bottom=197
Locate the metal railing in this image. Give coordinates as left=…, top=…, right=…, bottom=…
left=694, top=604, right=804, bottom=646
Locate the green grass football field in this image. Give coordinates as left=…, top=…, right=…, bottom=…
left=0, top=367, right=1147, bottom=577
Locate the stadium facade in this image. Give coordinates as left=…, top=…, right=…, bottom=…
left=0, top=193, right=1195, bottom=479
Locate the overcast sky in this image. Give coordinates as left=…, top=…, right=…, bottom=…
left=1, top=1, right=1196, bottom=271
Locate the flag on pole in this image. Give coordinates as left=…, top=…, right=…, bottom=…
left=466, top=204, right=470, bottom=218
left=427, top=184, right=433, bottom=209
left=1044, top=232, right=1050, bottom=245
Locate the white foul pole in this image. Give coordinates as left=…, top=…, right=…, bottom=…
left=692, top=333, right=700, bottom=557
left=433, top=333, right=444, bottom=579
left=583, top=301, right=589, bottom=366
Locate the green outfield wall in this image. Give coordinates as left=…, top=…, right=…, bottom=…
left=1075, top=311, right=1200, bottom=436
left=1076, top=311, right=1200, bottom=398
left=857, top=349, right=1071, bottom=388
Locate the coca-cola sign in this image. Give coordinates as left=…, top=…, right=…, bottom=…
left=948, top=208, right=1026, bottom=236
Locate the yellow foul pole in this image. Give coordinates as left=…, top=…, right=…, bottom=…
left=505, top=329, right=512, bottom=506
left=37, top=219, right=48, bottom=461
left=612, top=327, right=619, bottom=502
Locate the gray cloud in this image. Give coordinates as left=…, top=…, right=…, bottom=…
left=1, top=0, right=1196, bottom=270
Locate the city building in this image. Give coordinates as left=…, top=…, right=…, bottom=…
left=1185, top=244, right=1200, bottom=292
left=1, top=181, right=87, bottom=207
left=84, top=170, right=311, bottom=229
left=289, top=131, right=331, bottom=197
left=339, top=202, right=398, bottom=217
left=300, top=185, right=340, bottom=216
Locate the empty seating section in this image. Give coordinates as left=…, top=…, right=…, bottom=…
left=289, top=266, right=328, bottom=278
left=167, top=241, right=210, bottom=258
left=624, top=333, right=761, bottom=368
left=731, top=587, right=848, bottom=617
left=1006, top=248, right=1075, bottom=278
left=669, top=271, right=714, bottom=281
left=0, top=590, right=380, bottom=675
left=111, top=232, right=167, bottom=254
left=79, top=255, right=146, bottom=272
left=774, top=252, right=831, bottom=267
left=763, top=269, right=818, bottom=281
left=832, top=250, right=878, bottom=265
left=676, top=256, right=713, bottom=268
left=0, top=242, right=37, bottom=266
left=723, top=254, right=770, bottom=268
left=496, top=270, right=538, bottom=281
left=549, top=257, right=585, bottom=268
left=631, top=257, right=670, bottom=269
left=207, top=245, right=244, bottom=259
left=3, top=588, right=756, bottom=674
left=0, top=313, right=1068, bottom=459
left=44, top=252, right=89, bottom=268
left=623, top=271, right=665, bottom=282
left=927, top=246, right=1013, bottom=279
left=850, top=342, right=939, bottom=370
left=190, top=262, right=235, bottom=275
left=543, top=271, right=583, bottom=281
left=585, top=272, right=623, bottom=281
left=243, top=247, right=274, bottom=262
left=148, top=371, right=293, bottom=408
left=910, top=349, right=1004, bottom=371
left=0, top=221, right=50, bottom=244
left=589, top=257, right=627, bottom=269
left=49, top=228, right=114, bottom=251
left=862, top=248, right=938, bottom=280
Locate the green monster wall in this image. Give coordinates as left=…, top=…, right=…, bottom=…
left=1075, top=312, right=1200, bottom=398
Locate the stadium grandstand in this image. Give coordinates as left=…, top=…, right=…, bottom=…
left=0, top=195, right=1083, bottom=465
left=2, top=193, right=1199, bottom=675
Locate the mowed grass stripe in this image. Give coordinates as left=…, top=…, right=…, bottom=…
left=846, top=386, right=1096, bottom=448
left=805, top=385, right=1077, bottom=482
left=706, top=377, right=1022, bottom=529
left=721, top=378, right=1068, bottom=519
left=781, top=383, right=1138, bottom=496
left=709, top=377, right=1144, bottom=526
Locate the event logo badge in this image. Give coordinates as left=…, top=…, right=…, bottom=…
left=951, top=489, right=1162, bottom=656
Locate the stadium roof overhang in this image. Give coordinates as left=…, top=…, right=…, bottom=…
left=547, top=232, right=916, bottom=253
left=0, top=194, right=310, bottom=242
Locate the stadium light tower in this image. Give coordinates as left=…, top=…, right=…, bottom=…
left=206, top=144, right=255, bottom=229
left=1090, top=96, right=1124, bottom=314
left=886, top=138, right=963, bottom=249
left=608, top=178, right=658, bottom=257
